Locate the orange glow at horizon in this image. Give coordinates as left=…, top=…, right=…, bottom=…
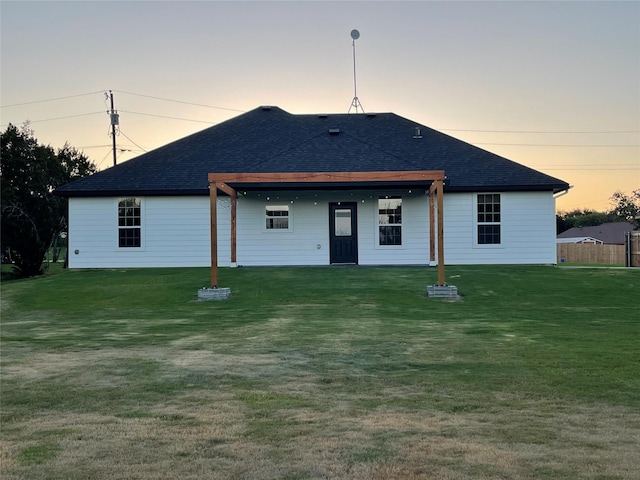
left=1, top=1, right=638, bottom=213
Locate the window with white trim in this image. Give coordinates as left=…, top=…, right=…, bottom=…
left=378, top=196, right=402, bottom=245
left=265, top=205, right=289, bottom=230
left=118, top=198, right=141, bottom=247
left=477, top=194, right=501, bottom=244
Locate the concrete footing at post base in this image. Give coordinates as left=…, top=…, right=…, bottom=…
left=197, top=287, right=232, bottom=301
left=426, top=284, right=461, bottom=300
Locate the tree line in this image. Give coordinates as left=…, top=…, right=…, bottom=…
left=1, top=123, right=97, bottom=278
left=557, top=190, right=640, bottom=233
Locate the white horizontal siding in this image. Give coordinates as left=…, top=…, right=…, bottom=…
left=238, top=191, right=330, bottom=266
left=68, top=196, right=226, bottom=268
left=234, top=190, right=431, bottom=266
left=443, top=191, right=557, bottom=265
left=68, top=189, right=557, bottom=268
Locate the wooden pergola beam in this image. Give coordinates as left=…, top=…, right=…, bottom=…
left=208, top=170, right=445, bottom=184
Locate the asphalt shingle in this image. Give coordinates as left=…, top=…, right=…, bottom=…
left=56, top=106, right=569, bottom=196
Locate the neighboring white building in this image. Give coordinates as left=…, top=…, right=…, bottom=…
left=56, top=106, right=569, bottom=269
left=556, top=237, right=603, bottom=245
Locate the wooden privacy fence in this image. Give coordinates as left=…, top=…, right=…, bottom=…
left=557, top=243, right=625, bottom=265
left=628, top=232, right=640, bottom=267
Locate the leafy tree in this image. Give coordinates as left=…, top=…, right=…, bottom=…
left=609, top=189, right=640, bottom=229
left=557, top=190, right=640, bottom=234
left=556, top=209, right=617, bottom=234
left=1, top=123, right=97, bottom=277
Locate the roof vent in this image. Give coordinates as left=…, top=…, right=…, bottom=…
left=329, top=127, right=340, bottom=135
left=413, top=127, right=423, bottom=139
left=366, top=113, right=376, bottom=118
left=318, top=114, right=328, bottom=119
left=261, top=106, right=272, bottom=111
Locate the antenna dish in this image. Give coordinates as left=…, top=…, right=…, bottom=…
left=350, top=29, right=360, bottom=40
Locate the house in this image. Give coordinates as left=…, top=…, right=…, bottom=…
left=55, top=106, right=570, bottom=272
left=556, top=236, right=603, bottom=245
left=557, top=222, right=636, bottom=245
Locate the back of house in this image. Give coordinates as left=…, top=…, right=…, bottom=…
left=55, top=106, right=570, bottom=269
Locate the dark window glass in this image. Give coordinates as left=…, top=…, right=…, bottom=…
left=119, top=228, right=141, bottom=248
left=478, top=225, right=501, bottom=244
left=379, top=226, right=402, bottom=245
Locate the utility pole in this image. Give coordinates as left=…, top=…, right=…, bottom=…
left=108, top=90, right=119, bottom=167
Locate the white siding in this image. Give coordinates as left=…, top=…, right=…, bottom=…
left=235, top=190, right=431, bottom=266
left=67, top=190, right=558, bottom=268
left=68, top=196, right=226, bottom=268
left=443, top=191, right=557, bottom=264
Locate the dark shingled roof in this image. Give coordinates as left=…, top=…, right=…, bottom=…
left=557, top=222, right=636, bottom=245
left=56, top=106, right=569, bottom=197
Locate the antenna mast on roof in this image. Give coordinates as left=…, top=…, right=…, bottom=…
left=348, top=29, right=365, bottom=114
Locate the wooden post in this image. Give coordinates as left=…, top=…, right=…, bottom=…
left=429, top=184, right=436, bottom=263
left=209, top=182, right=218, bottom=288
left=230, top=189, right=237, bottom=264
left=436, top=179, right=445, bottom=285
left=215, top=182, right=238, bottom=266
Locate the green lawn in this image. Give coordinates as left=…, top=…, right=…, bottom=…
left=1, top=265, right=638, bottom=479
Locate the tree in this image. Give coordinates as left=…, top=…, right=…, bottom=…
left=556, top=209, right=617, bottom=234
left=609, top=189, right=640, bottom=229
left=1, top=123, right=97, bottom=277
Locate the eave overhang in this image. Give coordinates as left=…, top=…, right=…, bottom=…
left=54, top=188, right=209, bottom=198
left=446, top=183, right=571, bottom=194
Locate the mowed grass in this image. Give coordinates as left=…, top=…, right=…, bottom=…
left=1, top=265, right=638, bottom=479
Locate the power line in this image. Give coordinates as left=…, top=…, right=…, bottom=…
left=98, top=148, right=113, bottom=168
left=1, top=89, right=636, bottom=135
left=119, top=130, right=147, bottom=152
left=0, top=111, right=104, bottom=127
left=440, top=128, right=639, bottom=134
left=78, top=144, right=141, bottom=150
left=78, top=144, right=115, bottom=149
left=474, top=142, right=639, bottom=147
left=3, top=89, right=636, bottom=137
left=115, top=90, right=246, bottom=113
left=536, top=163, right=638, bottom=167
left=541, top=167, right=639, bottom=171
left=119, top=110, right=218, bottom=124
left=0, top=91, right=104, bottom=108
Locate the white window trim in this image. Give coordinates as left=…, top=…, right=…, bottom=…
left=263, top=203, right=294, bottom=232
left=473, top=192, right=503, bottom=249
left=115, top=197, right=145, bottom=251
left=375, top=195, right=405, bottom=249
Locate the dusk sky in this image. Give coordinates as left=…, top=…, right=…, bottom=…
left=1, top=1, right=638, bottom=212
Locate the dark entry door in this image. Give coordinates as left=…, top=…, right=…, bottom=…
left=329, top=202, right=358, bottom=264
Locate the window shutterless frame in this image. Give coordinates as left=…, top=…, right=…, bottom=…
left=378, top=196, right=402, bottom=246
left=117, top=197, right=142, bottom=248
left=475, top=193, right=501, bottom=246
